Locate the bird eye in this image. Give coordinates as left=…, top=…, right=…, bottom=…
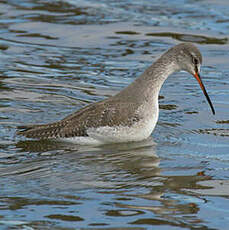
left=192, top=57, right=198, bottom=65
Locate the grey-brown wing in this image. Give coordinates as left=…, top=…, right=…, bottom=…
left=61, top=100, right=141, bottom=137
left=17, top=100, right=140, bottom=139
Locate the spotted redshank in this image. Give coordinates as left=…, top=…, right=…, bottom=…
left=17, top=43, right=215, bottom=145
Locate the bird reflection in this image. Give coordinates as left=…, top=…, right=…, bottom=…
left=6, top=137, right=213, bottom=228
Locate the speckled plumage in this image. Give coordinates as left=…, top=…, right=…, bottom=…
left=18, top=100, right=143, bottom=139
left=17, top=43, right=215, bottom=145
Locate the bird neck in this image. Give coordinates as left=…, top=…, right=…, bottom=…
left=115, top=53, right=179, bottom=104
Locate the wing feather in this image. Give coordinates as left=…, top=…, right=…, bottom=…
left=17, top=100, right=141, bottom=139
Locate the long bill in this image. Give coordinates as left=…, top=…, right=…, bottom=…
left=194, top=72, right=215, bottom=115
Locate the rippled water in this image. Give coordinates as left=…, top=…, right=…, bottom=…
left=0, top=0, right=229, bottom=229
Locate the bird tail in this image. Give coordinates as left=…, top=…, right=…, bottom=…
left=17, top=122, right=63, bottom=139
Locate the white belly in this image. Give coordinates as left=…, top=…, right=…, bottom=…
left=61, top=101, right=159, bottom=145
left=62, top=115, right=158, bottom=145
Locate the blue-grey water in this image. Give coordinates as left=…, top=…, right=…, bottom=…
left=0, top=0, right=229, bottom=229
